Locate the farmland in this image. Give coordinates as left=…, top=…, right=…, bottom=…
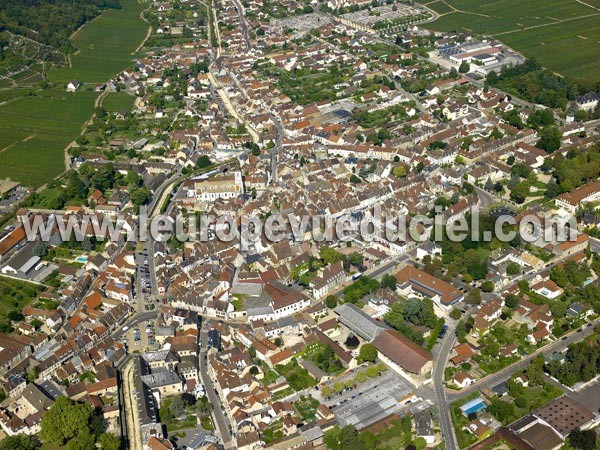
left=0, top=89, right=97, bottom=187
left=0, top=0, right=149, bottom=188
left=421, top=0, right=600, bottom=83
left=49, top=0, right=149, bottom=83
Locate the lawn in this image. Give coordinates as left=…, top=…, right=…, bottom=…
left=421, top=0, right=600, bottom=83
left=0, top=276, right=43, bottom=321
left=102, top=92, right=136, bottom=112
left=49, top=0, right=150, bottom=83
left=0, top=89, right=97, bottom=187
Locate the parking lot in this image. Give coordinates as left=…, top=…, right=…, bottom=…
left=122, top=319, right=157, bottom=351
left=323, top=369, right=425, bottom=430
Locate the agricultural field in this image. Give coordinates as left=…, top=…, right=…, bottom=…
left=48, top=0, right=149, bottom=83
left=0, top=0, right=149, bottom=188
left=421, top=0, right=600, bottom=83
left=0, top=89, right=97, bottom=187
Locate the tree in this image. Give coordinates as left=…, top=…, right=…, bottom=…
left=380, top=274, right=397, bottom=290
left=0, top=435, right=39, bottom=450
left=320, top=246, right=343, bottom=265
left=569, top=429, right=597, bottom=450
left=345, top=334, right=359, bottom=349
left=325, top=295, right=338, bottom=309
left=130, top=187, right=151, bottom=207
left=196, top=155, right=212, bottom=168
left=392, top=165, right=407, bottom=178
left=169, top=395, right=185, bottom=417
left=33, top=241, right=48, bottom=258
left=350, top=174, right=362, bottom=183
left=505, top=294, right=519, bottom=309
left=181, top=392, right=196, bottom=406
left=66, top=432, right=95, bottom=450
left=510, top=181, right=530, bottom=203
left=358, top=344, right=377, bottom=363
left=450, top=309, right=462, bottom=320
left=97, top=433, right=120, bottom=450
left=537, top=126, right=562, bottom=153
left=274, top=337, right=283, bottom=347
left=249, top=366, right=259, bottom=375
left=466, top=288, right=481, bottom=306
left=40, top=397, right=94, bottom=445
left=481, top=281, right=494, bottom=292
left=458, top=61, right=470, bottom=73
left=506, top=262, right=520, bottom=275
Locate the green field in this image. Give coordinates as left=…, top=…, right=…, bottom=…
left=0, top=276, right=42, bottom=319
left=0, top=89, right=97, bottom=187
left=49, top=0, right=149, bottom=83
left=0, top=0, right=149, bottom=188
left=422, top=0, right=600, bottom=82
left=102, top=91, right=136, bottom=112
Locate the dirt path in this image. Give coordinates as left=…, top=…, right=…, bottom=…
left=0, top=134, right=36, bottom=155
left=493, top=12, right=600, bottom=36
left=133, top=7, right=152, bottom=54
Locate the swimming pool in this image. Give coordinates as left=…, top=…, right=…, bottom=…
left=75, top=256, right=88, bottom=263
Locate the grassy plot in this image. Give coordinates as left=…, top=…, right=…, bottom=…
left=49, top=0, right=149, bottom=83
left=102, top=92, right=136, bottom=112
left=0, top=89, right=97, bottom=187
left=421, top=0, right=600, bottom=82
left=0, top=276, right=43, bottom=320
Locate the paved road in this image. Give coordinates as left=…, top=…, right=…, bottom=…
left=433, top=328, right=459, bottom=450
left=199, top=320, right=234, bottom=448
left=474, top=186, right=497, bottom=210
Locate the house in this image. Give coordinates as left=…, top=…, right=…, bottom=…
left=531, top=280, right=563, bottom=299
left=464, top=420, right=491, bottom=440
left=414, top=410, right=435, bottom=444
left=66, top=80, right=80, bottom=92
left=526, top=326, right=550, bottom=345
left=453, top=370, right=475, bottom=388
left=575, top=92, right=598, bottom=111
left=566, top=302, right=591, bottom=320
left=309, top=261, right=346, bottom=299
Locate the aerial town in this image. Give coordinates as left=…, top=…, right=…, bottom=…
left=0, top=0, right=600, bottom=450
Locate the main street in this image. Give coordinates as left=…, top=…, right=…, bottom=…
left=199, top=320, right=234, bottom=448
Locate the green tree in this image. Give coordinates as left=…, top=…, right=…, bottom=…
left=458, top=61, right=470, bottom=73
left=380, top=274, right=397, bottom=290
left=537, top=126, right=562, bottom=153
left=40, top=397, right=94, bottom=445
left=481, top=281, right=494, bottom=292
left=358, top=344, right=377, bottom=363
left=96, top=433, right=120, bottom=450
left=325, top=295, right=338, bottom=309
left=569, top=429, right=597, bottom=450
left=466, top=288, right=481, bottom=306
left=196, top=155, right=212, bottom=168
left=0, top=435, right=39, bottom=450
left=506, top=262, right=520, bottom=275
left=169, top=395, right=185, bottom=417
